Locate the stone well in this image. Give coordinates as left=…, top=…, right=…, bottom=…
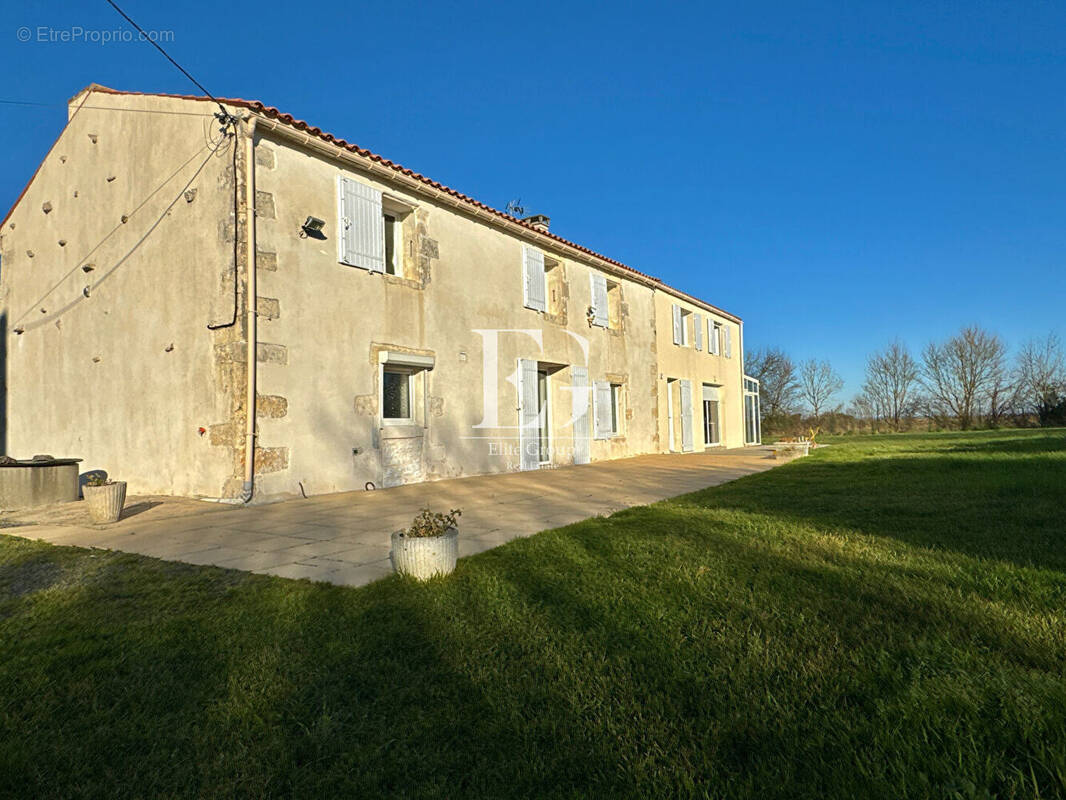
left=0, top=457, right=82, bottom=510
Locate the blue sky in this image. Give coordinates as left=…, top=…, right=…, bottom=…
left=2, top=0, right=1063, bottom=402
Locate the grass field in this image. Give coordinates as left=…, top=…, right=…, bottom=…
left=1, top=429, right=1064, bottom=798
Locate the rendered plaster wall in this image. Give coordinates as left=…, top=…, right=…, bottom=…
left=653, top=290, right=746, bottom=450
left=249, top=130, right=662, bottom=498
left=0, top=91, right=244, bottom=497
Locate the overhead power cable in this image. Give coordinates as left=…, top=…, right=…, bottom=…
left=103, top=0, right=235, bottom=123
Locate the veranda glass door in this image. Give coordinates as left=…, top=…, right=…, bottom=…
left=703, top=400, right=720, bottom=445
left=702, top=384, right=721, bottom=446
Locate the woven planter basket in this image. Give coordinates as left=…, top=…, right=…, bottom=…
left=83, top=481, right=126, bottom=524
left=390, top=527, right=458, bottom=580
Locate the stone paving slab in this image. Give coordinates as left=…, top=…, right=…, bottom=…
left=1, top=447, right=779, bottom=588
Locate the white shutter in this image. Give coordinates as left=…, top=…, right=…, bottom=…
left=338, top=177, right=384, bottom=271
left=672, top=305, right=683, bottom=345
left=571, top=366, right=590, bottom=464
left=523, top=246, right=546, bottom=311
left=666, top=381, right=675, bottom=452
left=593, top=381, right=612, bottom=439
left=590, top=274, right=609, bottom=327
left=517, top=359, right=540, bottom=471
left=693, top=313, right=703, bottom=351
left=680, top=379, right=694, bottom=452
left=724, top=326, right=732, bottom=358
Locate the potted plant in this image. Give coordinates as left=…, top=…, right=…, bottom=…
left=390, top=508, right=461, bottom=580
left=82, top=474, right=126, bottom=524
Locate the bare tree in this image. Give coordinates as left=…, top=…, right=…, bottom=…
left=799, top=359, right=843, bottom=419
left=986, top=358, right=1020, bottom=428
left=745, top=346, right=800, bottom=417
left=849, top=394, right=876, bottom=432
left=920, top=325, right=1008, bottom=430
left=859, top=340, right=919, bottom=431
left=1016, top=333, right=1066, bottom=424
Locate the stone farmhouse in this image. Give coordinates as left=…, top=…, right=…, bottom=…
left=0, top=85, right=760, bottom=501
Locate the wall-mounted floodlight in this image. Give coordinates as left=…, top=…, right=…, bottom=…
left=301, top=216, right=326, bottom=238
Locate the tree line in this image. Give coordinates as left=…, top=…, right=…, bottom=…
left=747, top=325, right=1066, bottom=436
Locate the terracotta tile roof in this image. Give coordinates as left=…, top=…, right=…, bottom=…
left=14, top=84, right=742, bottom=323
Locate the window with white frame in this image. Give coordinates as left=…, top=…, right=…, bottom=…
left=671, top=304, right=694, bottom=346
left=524, top=246, right=566, bottom=316
left=589, top=273, right=621, bottom=329
left=710, top=321, right=722, bottom=355
left=594, top=381, right=623, bottom=438
left=338, top=176, right=413, bottom=276
left=381, top=367, right=413, bottom=422
left=379, top=351, right=434, bottom=425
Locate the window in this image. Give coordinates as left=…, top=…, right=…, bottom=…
left=606, top=280, right=621, bottom=328
left=672, top=304, right=694, bottom=346
left=383, top=214, right=398, bottom=275
left=590, top=274, right=622, bottom=329
left=594, top=381, right=622, bottom=438
left=590, top=273, right=608, bottom=327
left=382, top=195, right=412, bottom=276
left=382, top=368, right=412, bottom=421
left=523, top=245, right=547, bottom=311
left=524, top=247, right=568, bottom=316
left=703, top=385, right=721, bottom=446
left=744, top=376, right=761, bottom=444
left=338, top=176, right=412, bottom=275
left=710, top=322, right=722, bottom=355
left=543, top=255, right=564, bottom=316
left=610, top=383, right=622, bottom=435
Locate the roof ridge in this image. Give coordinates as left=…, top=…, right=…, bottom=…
left=36, top=85, right=741, bottom=323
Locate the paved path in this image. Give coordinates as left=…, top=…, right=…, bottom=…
left=4, top=448, right=778, bottom=587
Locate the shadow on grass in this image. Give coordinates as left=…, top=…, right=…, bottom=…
left=0, top=539, right=626, bottom=798
left=938, top=431, right=1066, bottom=455
left=474, top=514, right=1065, bottom=793
left=681, top=434, right=1066, bottom=573
left=1, top=431, right=1064, bottom=798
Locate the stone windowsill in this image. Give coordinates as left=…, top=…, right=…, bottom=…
left=380, top=424, right=425, bottom=440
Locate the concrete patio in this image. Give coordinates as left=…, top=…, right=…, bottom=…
left=2, top=447, right=777, bottom=587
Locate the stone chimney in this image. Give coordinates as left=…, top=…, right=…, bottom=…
left=522, top=214, right=550, bottom=233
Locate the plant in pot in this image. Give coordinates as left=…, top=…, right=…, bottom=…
left=390, top=508, right=461, bottom=580
left=82, top=473, right=126, bottom=524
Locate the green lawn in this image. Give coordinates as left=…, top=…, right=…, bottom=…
left=1, top=430, right=1064, bottom=799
